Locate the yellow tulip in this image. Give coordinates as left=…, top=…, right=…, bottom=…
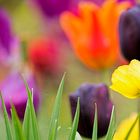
left=110, top=59, right=140, bottom=99
left=113, top=113, right=139, bottom=140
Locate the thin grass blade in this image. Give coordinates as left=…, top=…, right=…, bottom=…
left=92, top=103, right=97, bottom=140
left=11, top=105, right=25, bottom=140
left=48, top=73, right=65, bottom=140
left=0, top=95, right=12, bottom=140
left=22, top=99, right=31, bottom=140
left=69, top=98, right=80, bottom=140
left=24, top=80, right=40, bottom=140
left=105, top=106, right=115, bottom=140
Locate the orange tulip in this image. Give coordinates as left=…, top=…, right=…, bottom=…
left=60, top=0, right=131, bottom=70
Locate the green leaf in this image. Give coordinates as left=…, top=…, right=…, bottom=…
left=48, top=73, right=65, bottom=140
left=0, top=95, right=13, bottom=140
left=124, top=114, right=139, bottom=140
left=69, top=98, right=80, bottom=140
left=24, top=79, right=40, bottom=140
left=105, top=106, right=115, bottom=140
left=11, top=105, right=25, bottom=140
left=22, top=99, right=32, bottom=140
left=92, top=103, right=97, bottom=140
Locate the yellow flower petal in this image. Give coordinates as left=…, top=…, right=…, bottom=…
left=110, top=59, right=140, bottom=98
left=113, top=113, right=139, bottom=140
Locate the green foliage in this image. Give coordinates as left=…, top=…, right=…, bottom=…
left=69, top=98, right=80, bottom=140
left=48, top=73, right=65, bottom=140
left=11, top=105, right=25, bottom=140
left=92, top=104, right=98, bottom=140
left=24, top=81, right=40, bottom=140
left=0, top=95, right=12, bottom=140
left=105, top=106, right=116, bottom=140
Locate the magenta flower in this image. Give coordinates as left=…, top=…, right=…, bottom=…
left=87, top=0, right=135, bottom=5
left=0, top=72, right=40, bottom=119
left=33, top=0, right=73, bottom=17
left=0, top=9, right=19, bottom=65
left=69, top=83, right=113, bottom=138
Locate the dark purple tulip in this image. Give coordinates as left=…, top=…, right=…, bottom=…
left=119, top=5, right=140, bottom=61
left=69, top=83, right=113, bottom=138
left=0, top=72, right=40, bottom=119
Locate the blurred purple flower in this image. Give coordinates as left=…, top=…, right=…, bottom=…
left=0, top=9, right=19, bottom=64
left=69, top=83, right=113, bottom=138
left=0, top=72, right=40, bottom=119
left=34, top=0, right=73, bottom=17
left=87, top=0, right=135, bottom=5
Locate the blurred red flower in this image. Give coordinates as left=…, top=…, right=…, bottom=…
left=28, top=37, right=63, bottom=75
left=60, top=1, right=131, bottom=70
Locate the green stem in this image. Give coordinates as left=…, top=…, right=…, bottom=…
left=100, top=69, right=110, bottom=84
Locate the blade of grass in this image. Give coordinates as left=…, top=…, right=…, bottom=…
left=92, top=103, right=97, bottom=140
left=48, top=73, right=65, bottom=140
left=22, top=99, right=31, bottom=140
left=124, top=114, right=139, bottom=140
left=0, top=94, right=13, bottom=140
left=68, top=98, right=80, bottom=140
left=105, top=106, right=115, bottom=140
left=49, top=119, right=58, bottom=140
left=24, top=80, right=40, bottom=140
left=11, top=105, right=25, bottom=140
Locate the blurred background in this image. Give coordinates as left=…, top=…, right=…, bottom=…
left=0, top=0, right=138, bottom=139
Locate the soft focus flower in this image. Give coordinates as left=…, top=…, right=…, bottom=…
left=0, top=72, right=40, bottom=119
left=33, top=0, right=72, bottom=17
left=28, top=37, right=63, bottom=76
left=69, top=83, right=113, bottom=138
left=113, top=113, right=139, bottom=140
left=119, top=5, right=140, bottom=61
left=110, top=59, right=140, bottom=99
left=87, top=0, right=135, bottom=6
left=60, top=1, right=131, bottom=70
left=0, top=9, right=19, bottom=65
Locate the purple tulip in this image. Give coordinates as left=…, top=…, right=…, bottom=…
left=0, top=72, right=40, bottom=119
left=0, top=9, right=19, bottom=64
left=69, top=83, right=113, bottom=138
left=0, top=9, right=13, bottom=53
left=119, top=5, right=140, bottom=61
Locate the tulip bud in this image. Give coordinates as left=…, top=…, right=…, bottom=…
left=0, top=72, right=40, bottom=119
left=119, top=5, right=140, bottom=61
left=69, top=83, right=113, bottom=138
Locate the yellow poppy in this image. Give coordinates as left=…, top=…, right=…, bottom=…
left=113, top=113, right=139, bottom=140
left=110, top=59, right=140, bottom=99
